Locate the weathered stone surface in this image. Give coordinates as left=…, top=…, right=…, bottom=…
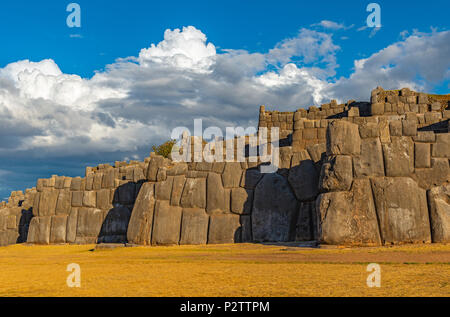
left=288, top=160, right=319, bottom=201
left=327, top=121, right=361, bottom=155
left=170, top=175, right=186, bottom=207
left=97, top=189, right=111, bottom=210
left=0, top=230, right=19, bottom=247
left=66, top=208, right=78, bottom=243
left=208, top=213, right=241, bottom=244
left=146, top=155, right=165, bottom=181
left=127, top=183, right=155, bottom=245
left=427, top=184, right=450, bottom=242
left=76, top=208, right=104, bottom=238
left=240, top=169, right=263, bottom=190
left=71, top=191, right=83, bottom=207
left=319, top=155, right=353, bottom=192
left=240, top=215, right=252, bottom=242
left=117, top=182, right=136, bottom=205
left=180, top=178, right=206, bottom=209
left=50, top=215, right=67, bottom=244
left=295, top=201, right=316, bottom=241
left=353, top=138, right=385, bottom=177
left=180, top=208, right=209, bottom=245
left=28, top=216, right=51, bottom=244
left=279, top=147, right=293, bottom=169
left=166, top=163, right=188, bottom=176
left=83, top=191, right=97, bottom=208
left=316, top=179, right=381, bottom=246
left=291, top=150, right=311, bottom=167
left=72, top=177, right=84, bottom=191
left=415, top=143, right=431, bottom=168
left=231, top=188, right=253, bottom=215
left=432, top=133, right=450, bottom=158
left=402, top=120, right=417, bottom=136
left=98, top=206, right=131, bottom=243
left=38, top=189, right=59, bottom=216
left=152, top=201, right=182, bottom=245
left=222, top=162, right=242, bottom=188
left=370, top=177, right=431, bottom=244
left=93, top=174, right=103, bottom=190
left=55, top=190, right=71, bottom=215
left=253, top=173, right=298, bottom=242
left=155, top=176, right=174, bottom=201
left=414, top=158, right=450, bottom=189
left=101, top=170, right=115, bottom=189
left=382, top=137, right=414, bottom=177
left=207, top=173, right=227, bottom=213
left=306, top=143, right=326, bottom=163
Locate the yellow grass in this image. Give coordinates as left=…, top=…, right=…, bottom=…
left=0, top=243, right=449, bottom=297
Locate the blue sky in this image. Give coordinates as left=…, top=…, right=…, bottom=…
left=0, top=0, right=449, bottom=199
left=0, top=0, right=448, bottom=84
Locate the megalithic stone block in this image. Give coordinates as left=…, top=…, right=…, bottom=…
left=208, top=213, right=241, bottom=244
left=316, top=179, right=381, bottom=246
left=127, top=183, right=155, bottom=245
left=370, top=177, right=431, bottom=244
left=252, top=173, right=298, bottom=242
left=180, top=208, right=209, bottom=245
left=152, top=200, right=182, bottom=246
left=427, top=184, right=450, bottom=243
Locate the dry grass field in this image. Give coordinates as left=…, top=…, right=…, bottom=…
left=0, top=243, right=449, bottom=297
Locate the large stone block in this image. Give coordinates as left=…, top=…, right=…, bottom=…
left=98, top=206, right=131, bottom=243
left=288, top=160, right=319, bottom=201
left=427, top=184, right=450, bottom=242
left=146, top=155, right=165, bottom=181
left=414, top=158, right=450, bottom=189
left=55, top=190, right=71, bottom=215
left=66, top=208, right=78, bottom=243
left=432, top=134, right=450, bottom=158
left=97, top=189, right=112, bottom=210
left=353, top=138, right=385, bottom=177
left=415, top=143, right=431, bottom=168
left=170, top=175, right=186, bottom=206
left=179, top=208, right=209, bottom=245
left=102, top=170, right=116, bottom=189
left=83, top=191, right=97, bottom=208
left=240, top=169, right=263, bottom=190
left=76, top=208, right=104, bottom=239
left=231, top=188, right=253, bottom=215
left=295, top=201, right=316, bottom=241
left=50, top=215, right=67, bottom=244
left=316, top=179, right=381, bottom=246
left=370, top=177, right=431, bottom=244
left=207, top=173, right=227, bottom=213
left=27, top=216, right=51, bottom=244
left=208, top=213, right=241, bottom=244
left=382, top=137, right=414, bottom=177
left=319, top=155, right=353, bottom=192
left=222, top=162, right=242, bottom=188
left=38, top=189, right=59, bottom=216
left=180, top=178, right=206, bottom=209
left=252, top=173, right=299, bottom=242
left=240, top=215, right=252, bottom=243
left=127, top=183, right=155, bottom=245
left=327, top=120, right=361, bottom=155
left=117, top=182, right=136, bottom=205
left=152, top=201, right=182, bottom=245
left=71, top=191, right=83, bottom=207
left=155, top=176, right=174, bottom=201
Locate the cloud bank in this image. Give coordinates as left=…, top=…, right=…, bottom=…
left=0, top=25, right=449, bottom=197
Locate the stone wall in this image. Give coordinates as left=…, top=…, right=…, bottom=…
left=316, top=119, right=450, bottom=245
left=0, top=86, right=448, bottom=247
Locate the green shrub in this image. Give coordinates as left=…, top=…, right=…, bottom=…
left=152, top=140, right=176, bottom=159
